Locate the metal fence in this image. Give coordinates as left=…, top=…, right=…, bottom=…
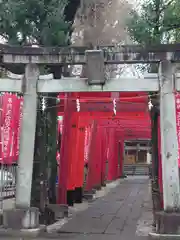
left=0, top=164, right=17, bottom=212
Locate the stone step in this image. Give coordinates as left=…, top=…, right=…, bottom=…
left=124, top=164, right=149, bottom=176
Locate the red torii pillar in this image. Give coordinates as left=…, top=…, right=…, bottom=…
left=71, top=110, right=151, bottom=196
left=84, top=123, right=109, bottom=191
left=66, top=112, right=78, bottom=206
left=101, top=127, right=108, bottom=186
left=58, top=94, right=74, bottom=205
left=73, top=114, right=87, bottom=203
left=93, top=126, right=104, bottom=189
left=118, top=139, right=125, bottom=178
left=85, top=121, right=98, bottom=191
left=106, top=128, right=119, bottom=181
left=62, top=111, right=87, bottom=205
left=64, top=111, right=90, bottom=205
left=58, top=94, right=150, bottom=204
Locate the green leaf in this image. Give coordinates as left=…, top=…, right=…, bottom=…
left=0, top=0, right=70, bottom=45
left=126, top=0, right=180, bottom=45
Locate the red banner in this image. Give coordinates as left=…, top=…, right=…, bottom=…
left=0, top=95, right=3, bottom=162
left=13, top=96, right=23, bottom=159
left=175, top=92, right=180, bottom=167
left=12, top=96, right=20, bottom=158
left=1, top=93, right=14, bottom=163
left=16, top=97, right=23, bottom=158
left=0, top=94, right=23, bottom=164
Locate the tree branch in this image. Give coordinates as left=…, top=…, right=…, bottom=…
left=160, top=0, right=175, bottom=13
left=161, top=22, right=180, bottom=32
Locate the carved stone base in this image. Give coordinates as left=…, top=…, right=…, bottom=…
left=155, top=211, right=180, bottom=234
left=48, top=204, right=68, bottom=220
left=3, top=207, right=39, bottom=229
left=0, top=213, right=2, bottom=226
left=0, top=225, right=45, bottom=238
left=149, top=232, right=180, bottom=240
left=83, top=192, right=94, bottom=201
left=67, top=190, right=74, bottom=206
left=83, top=189, right=96, bottom=195
left=94, top=185, right=102, bottom=190
left=119, top=174, right=127, bottom=179
left=74, top=187, right=83, bottom=203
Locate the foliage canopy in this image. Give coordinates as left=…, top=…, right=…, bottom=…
left=0, top=0, right=73, bottom=45
left=127, top=0, right=180, bottom=45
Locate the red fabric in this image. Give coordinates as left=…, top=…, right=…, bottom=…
left=175, top=92, right=180, bottom=167
left=13, top=96, right=23, bottom=160
left=1, top=94, right=14, bottom=163
left=12, top=96, right=20, bottom=159
left=9, top=94, right=17, bottom=162
left=0, top=95, right=3, bottom=161
left=0, top=94, right=23, bottom=164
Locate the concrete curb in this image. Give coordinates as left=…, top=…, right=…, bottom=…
left=149, top=232, right=180, bottom=239
left=0, top=225, right=46, bottom=238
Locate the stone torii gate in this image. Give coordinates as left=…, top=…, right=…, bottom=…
left=0, top=44, right=180, bottom=234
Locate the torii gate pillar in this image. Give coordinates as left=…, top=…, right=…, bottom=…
left=154, top=61, right=180, bottom=235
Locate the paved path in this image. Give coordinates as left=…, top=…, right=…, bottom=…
left=57, top=176, right=153, bottom=240
left=4, top=176, right=153, bottom=240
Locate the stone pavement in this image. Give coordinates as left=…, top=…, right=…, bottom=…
left=4, top=176, right=153, bottom=240
left=58, top=176, right=152, bottom=240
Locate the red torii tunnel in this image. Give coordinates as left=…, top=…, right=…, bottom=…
left=57, top=92, right=151, bottom=205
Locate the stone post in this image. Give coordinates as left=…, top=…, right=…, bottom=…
left=152, top=60, right=180, bottom=235
left=159, top=60, right=180, bottom=211
left=15, top=64, right=39, bottom=208
left=2, top=64, right=40, bottom=231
